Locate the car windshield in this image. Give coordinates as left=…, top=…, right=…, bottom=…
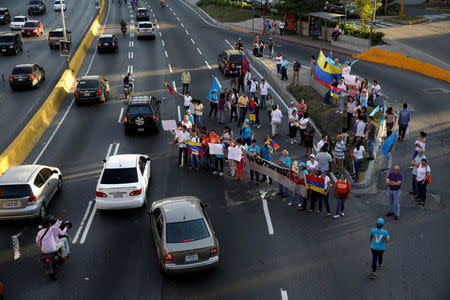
left=166, top=218, right=210, bottom=243
left=139, top=23, right=152, bottom=28
left=128, top=105, right=152, bottom=115
left=100, top=37, right=114, bottom=43
left=229, top=54, right=243, bottom=64
left=100, top=168, right=138, bottom=184
left=0, top=185, right=32, bottom=199
left=49, top=31, right=64, bottom=37
left=23, top=22, right=37, bottom=28
left=29, top=1, right=41, bottom=4
left=13, top=17, right=26, bottom=22
left=77, top=80, right=98, bottom=89
left=12, top=67, right=32, bottom=74
left=0, top=36, right=14, bottom=42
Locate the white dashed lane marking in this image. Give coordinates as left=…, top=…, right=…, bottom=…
left=185, top=29, right=189, bottom=35
left=196, top=47, right=202, bottom=55
left=190, top=38, right=195, bottom=44
left=164, top=50, right=168, bottom=58
left=161, top=40, right=165, bottom=47
left=205, top=60, right=211, bottom=69
left=168, top=64, right=173, bottom=73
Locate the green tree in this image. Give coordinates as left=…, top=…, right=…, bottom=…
left=352, top=0, right=382, bottom=30
left=277, top=0, right=325, bottom=15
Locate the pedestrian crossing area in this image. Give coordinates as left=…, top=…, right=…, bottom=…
left=345, top=13, right=450, bottom=29
left=423, top=13, right=450, bottom=20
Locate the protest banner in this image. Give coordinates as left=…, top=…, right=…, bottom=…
left=161, top=120, right=177, bottom=131
left=228, top=147, right=242, bottom=162
left=209, top=143, right=224, bottom=155
left=186, top=140, right=205, bottom=156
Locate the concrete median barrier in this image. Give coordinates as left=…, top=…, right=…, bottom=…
left=0, top=0, right=107, bottom=174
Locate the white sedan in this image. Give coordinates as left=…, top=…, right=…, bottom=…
left=10, top=16, right=28, bottom=30
left=54, top=0, right=66, bottom=11
left=95, top=154, right=151, bottom=210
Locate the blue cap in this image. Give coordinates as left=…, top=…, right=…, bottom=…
left=377, top=218, right=384, bottom=226
left=299, top=162, right=306, bottom=167
left=244, top=119, right=249, bottom=123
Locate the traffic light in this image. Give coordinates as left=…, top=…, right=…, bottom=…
left=60, top=40, right=71, bottom=56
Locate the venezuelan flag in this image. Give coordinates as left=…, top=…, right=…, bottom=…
left=163, top=80, right=174, bottom=94
left=265, top=137, right=280, bottom=150
left=314, top=50, right=343, bottom=87
left=306, top=174, right=326, bottom=194
left=186, top=140, right=205, bottom=156
left=330, top=86, right=343, bottom=98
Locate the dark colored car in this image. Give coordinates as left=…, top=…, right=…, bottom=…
left=97, top=34, right=118, bottom=53
left=0, top=8, right=11, bottom=24
left=74, top=75, right=110, bottom=105
left=22, top=20, right=43, bottom=37
left=48, top=28, right=71, bottom=49
left=123, top=96, right=161, bottom=134
left=0, top=33, right=23, bottom=55
left=28, top=0, right=46, bottom=15
left=218, top=49, right=248, bottom=76
left=136, top=8, right=150, bottom=21
left=9, top=64, right=46, bottom=90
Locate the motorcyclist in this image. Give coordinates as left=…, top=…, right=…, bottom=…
left=120, top=20, right=127, bottom=29
left=123, top=72, right=134, bottom=92
left=161, top=0, right=165, bottom=6
left=234, top=37, right=243, bottom=51
left=35, top=210, right=70, bottom=261
left=131, top=0, right=136, bottom=9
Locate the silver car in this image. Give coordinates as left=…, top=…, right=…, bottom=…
left=0, top=165, right=62, bottom=220
left=137, top=21, right=155, bottom=39
left=150, top=196, right=219, bottom=273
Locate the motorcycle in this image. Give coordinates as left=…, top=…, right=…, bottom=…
left=123, top=84, right=132, bottom=99
left=161, top=1, right=165, bottom=7
left=121, top=26, right=127, bottom=36
left=39, top=220, right=72, bottom=279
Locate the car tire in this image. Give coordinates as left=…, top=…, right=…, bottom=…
left=13, top=48, right=17, bottom=55
left=39, top=204, right=47, bottom=221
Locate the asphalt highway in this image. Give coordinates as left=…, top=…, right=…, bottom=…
left=0, top=0, right=98, bottom=153
left=0, top=1, right=449, bottom=299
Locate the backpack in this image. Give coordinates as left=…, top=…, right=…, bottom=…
left=336, top=179, right=350, bottom=195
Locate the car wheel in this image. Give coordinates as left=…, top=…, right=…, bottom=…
left=39, top=204, right=47, bottom=220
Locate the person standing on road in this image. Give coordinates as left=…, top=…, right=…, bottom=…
left=217, top=92, right=226, bottom=124
left=279, top=21, right=285, bottom=36
left=181, top=69, right=191, bottom=95
left=249, top=77, right=259, bottom=99
left=316, top=134, right=328, bottom=155
left=174, top=90, right=192, bottom=112
left=237, top=92, right=249, bottom=126
left=386, top=166, right=402, bottom=220
left=410, top=149, right=426, bottom=198
left=369, top=218, right=390, bottom=279
left=352, top=139, right=365, bottom=183
left=398, top=103, right=410, bottom=141
left=366, top=116, right=376, bottom=160
left=271, top=104, right=282, bottom=137
left=259, top=79, right=269, bottom=109
left=267, top=37, right=275, bottom=58
left=416, top=158, right=431, bottom=206
left=266, top=94, right=274, bottom=122
left=303, top=122, right=315, bottom=157
left=244, top=71, right=252, bottom=93
left=384, top=107, right=397, bottom=137
left=333, top=134, right=346, bottom=175
left=288, top=109, right=299, bottom=144
left=230, top=88, right=239, bottom=122
left=316, top=170, right=331, bottom=216
left=275, top=52, right=282, bottom=75
left=247, top=139, right=261, bottom=185
left=241, top=119, right=252, bottom=146
left=174, top=125, right=190, bottom=167
left=277, top=150, right=291, bottom=198
left=333, top=174, right=351, bottom=219
left=229, top=64, right=238, bottom=90
left=235, top=138, right=245, bottom=181
left=260, top=140, right=273, bottom=185
left=194, top=99, right=203, bottom=128
left=413, top=131, right=427, bottom=159
left=237, top=69, right=245, bottom=94
left=316, top=145, right=332, bottom=173
left=208, top=89, right=218, bottom=120
left=290, top=162, right=308, bottom=208
left=281, top=57, right=288, bottom=81
left=291, top=59, right=301, bottom=85
left=346, top=96, right=356, bottom=131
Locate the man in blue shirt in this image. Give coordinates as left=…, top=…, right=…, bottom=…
left=277, top=150, right=291, bottom=197
left=369, top=218, right=390, bottom=279
left=247, top=139, right=261, bottom=184
left=397, top=103, right=410, bottom=141
left=260, top=140, right=273, bottom=184
left=208, top=89, right=218, bottom=120
left=241, top=119, right=252, bottom=146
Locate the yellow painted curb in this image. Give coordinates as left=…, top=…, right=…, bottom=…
left=229, top=26, right=249, bottom=33
left=355, top=48, right=450, bottom=83
left=0, top=0, right=107, bottom=174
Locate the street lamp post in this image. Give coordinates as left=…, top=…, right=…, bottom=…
left=59, top=0, right=69, bottom=67
left=399, top=0, right=404, bottom=18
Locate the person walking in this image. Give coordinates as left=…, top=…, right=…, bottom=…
left=266, top=94, right=274, bottom=122
left=397, top=103, right=410, bottom=141
left=279, top=21, right=285, bottom=36
left=247, top=139, right=261, bottom=184
left=416, top=158, right=431, bottom=206
left=208, top=89, right=218, bottom=120
left=237, top=92, right=249, bottom=126
left=277, top=150, right=291, bottom=198
left=291, top=59, right=301, bottom=85
left=288, top=109, right=299, bottom=144
left=384, top=107, right=396, bottom=137
left=386, top=166, right=402, bottom=220
left=271, top=104, right=282, bottom=137
left=181, top=69, right=191, bottom=95
left=259, top=79, right=269, bottom=109
left=241, top=119, right=252, bottom=146
left=409, top=149, right=426, bottom=198
left=366, top=116, right=376, bottom=160
left=369, top=218, right=390, bottom=279
left=229, top=88, right=239, bottom=122
left=229, top=64, right=238, bottom=90
left=352, top=139, right=365, bottom=183
left=275, top=52, right=282, bottom=75
left=280, top=57, right=288, bottom=81
left=237, top=69, right=245, bottom=94
left=333, top=174, right=351, bottom=219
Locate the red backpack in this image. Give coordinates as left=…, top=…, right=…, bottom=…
left=335, top=179, right=350, bottom=196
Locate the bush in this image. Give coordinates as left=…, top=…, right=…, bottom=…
left=341, top=23, right=385, bottom=46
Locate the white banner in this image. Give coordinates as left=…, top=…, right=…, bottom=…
left=161, top=119, right=177, bottom=131
left=228, top=146, right=242, bottom=162
left=209, top=143, right=224, bottom=155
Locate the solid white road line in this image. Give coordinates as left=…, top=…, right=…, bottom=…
left=33, top=99, right=75, bottom=163
left=106, top=143, right=113, bottom=158
left=168, top=64, right=173, bottom=73
left=164, top=50, right=168, bottom=58
left=190, top=38, right=195, bottom=44
left=196, top=47, right=202, bottom=55
left=172, top=81, right=177, bottom=92
left=205, top=60, right=211, bottom=69
left=177, top=106, right=181, bottom=122
left=261, top=191, right=274, bottom=235
left=181, top=23, right=185, bottom=28
left=161, top=40, right=165, bottom=47
left=118, top=107, right=124, bottom=123
left=214, top=76, right=222, bottom=90
left=11, top=232, right=22, bottom=260
left=185, top=29, right=189, bottom=35
left=113, top=143, right=120, bottom=155
left=80, top=206, right=97, bottom=244
left=281, top=289, right=288, bottom=300
left=72, top=200, right=93, bottom=244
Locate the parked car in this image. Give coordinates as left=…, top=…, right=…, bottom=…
left=95, top=154, right=151, bottom=210
left=21, top=20, right=44, bottom=37
left=10, top=16, right=28, bottom=30
left=97, top=34, right=118, bottom=53
left=218, top=49, right=248, bottom=76
left=150, top=196, right=220, bottom=274
left=0, top=33, right=23, bottom=55
left=137, top=21, right=155, bottom=39
left=136, top=7, right=150, bottom=21
left=53, top=0, right=66, bottom=11
left=74, top=75, right=110, bottom=105
left=0, top=8, right=11, bottom=24
left=48, top=27, right=71, bottom=49
left=123, top=96, right=161, bottom=134
left=28, top=0, right=47, bottom=15
left=9, top=64, right=46, bottom=90
left=0, top=164, right=62, bottom=220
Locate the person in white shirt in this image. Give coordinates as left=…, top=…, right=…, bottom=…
left=279, top=21, right=285, bottom=35
left=181, top=115, right=192, bottom=130
left=244, top=71, right=252, bottom=94
left=275, top=52, right=282, bottom=75
left=354, top=115, right=366, bottom=143
left=317, top=171, right=331, bottom=216
left=336, top=78, right=347, bottom=114
left=172, top=125, right=190, bottom=167
left=35, top=210, right=70, bottom=259
left=416, top=158, right=431, bottom=206
left=259, top=79, right=269, bottom=109
left=352, top=139, right=365, bottom=183
left=316, top=134, right=328, bottom=153
left=306, top=154, right=319, bottom=172
left=174, top=90, right=192, bottom=111
left=271, top=104, right=282, bottom=137
left=249, top=77, right=259, bottom=99
left=369, top=80, right=381, bottom=106
left=299, top=112, right=309, bottom=146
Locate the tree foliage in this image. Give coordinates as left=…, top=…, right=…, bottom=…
left=352, top=0, right=382, bottom=30
left=276, top=0, right=325, bottom=15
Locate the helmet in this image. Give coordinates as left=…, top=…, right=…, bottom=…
left=127, top=72, right=132, bottom=75
left=376, top=218, right=384, bottom=227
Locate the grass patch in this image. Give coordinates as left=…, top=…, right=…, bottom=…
left=197, top=2, right=283, bottom=23
left=383, top=16, right=428, bottom=25
left=289, top=85, right=383, bottom=180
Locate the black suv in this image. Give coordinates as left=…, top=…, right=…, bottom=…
left=0, top=33, right=22, bottom=55
left=28, top=0, right=46, bottom=15
left=123, top=96, right=161, bottom=134
left=97, top=34, right=118, bottom=53
left=74, top=75, right=110, bottom=105
left=218, top=49, right=248, bottom=76
left=0, top=8, right=11, bottom=24
left=136, top=8, right=150, bottom=21
left=9, top=64, right=46, bottom=90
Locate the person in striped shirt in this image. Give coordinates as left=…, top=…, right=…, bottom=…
left=334, top=134, right=346, bottom=175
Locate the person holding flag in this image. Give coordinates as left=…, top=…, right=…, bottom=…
left=260, top=139, right=274, bottom=185
left=189, top=131, right=201, bottom=170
